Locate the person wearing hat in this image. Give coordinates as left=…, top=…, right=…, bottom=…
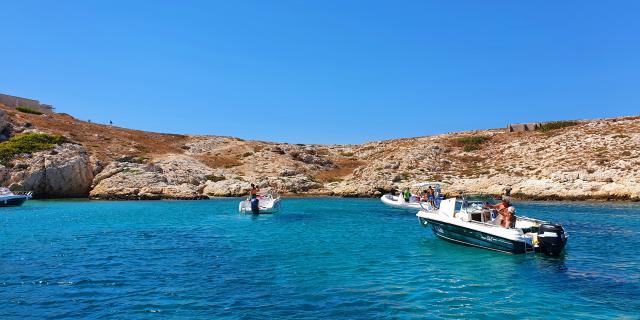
left=505, top=205, right=517, bottom=228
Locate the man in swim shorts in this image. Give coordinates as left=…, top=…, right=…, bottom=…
left=484, top=198, right=514, bottom=228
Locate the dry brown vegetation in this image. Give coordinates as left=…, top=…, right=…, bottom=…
left=198, top=155, right=243, bottom=168
left=2, top=105, right=189, bottom=163
left=314, top=157, right=364, bottom=183
left=3, top=101, right=640, bottom=200
left=451, top=135, right=491, bottom=152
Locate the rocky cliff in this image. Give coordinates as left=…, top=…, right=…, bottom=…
left=1, top=104, right=638, bottom=200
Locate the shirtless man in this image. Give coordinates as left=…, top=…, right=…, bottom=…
left=427, top=186, right=436, bottom=208
left=484, top=198, right=515, bottom=228
left=250, top=184, right=260, bottom=199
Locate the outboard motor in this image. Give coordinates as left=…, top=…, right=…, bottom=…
left=537, top=224, right=567, bottom=256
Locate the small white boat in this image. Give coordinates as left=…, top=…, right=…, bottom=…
left=380, top=194, right=424, bottom=210
left=239, top=191, right=281, bottom=214
left=416, top=194, right=568, bottom=255
left=0, top=187, right=32, bottom=207
left=380, top=182, right=442, bottom=210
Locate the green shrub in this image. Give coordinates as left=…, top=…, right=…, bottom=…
left=16, top=106, right=43, bottom=115
left=122, top=168, right=142, bottom=174
left=206, top=174, right=226, bottom=182
left=117, top=156, right=148, bottom=164
left=0, top=133, right=67, bottom=165
left=537, top=121, right=579, bottom=132
left=457, top=136, right=489, bottom=145
left=463, top=145, right=479, bottom=152
left=456, top=135, right=490, bottom=152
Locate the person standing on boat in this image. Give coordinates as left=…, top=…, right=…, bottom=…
left=484, top=198, right=514, bottom=228
left=506, top=206, right=517, bottom=228
left=248, top=184, right=261, bottom=214
left=250, top=184, right=260, bottom=199
left=427, top=186, right=436, bottom=208
left=403, top=188, right=411, bottom=203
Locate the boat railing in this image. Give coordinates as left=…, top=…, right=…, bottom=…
left=258, top=191, right=279, bottom=200
left=419, top=202, right=435, bottom=211
left=516, top=215, right=546, bottom=223
left=1, top=190, right=32, bottom=197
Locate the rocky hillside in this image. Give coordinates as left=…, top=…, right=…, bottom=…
left=1, top=104, right=638, bottom=200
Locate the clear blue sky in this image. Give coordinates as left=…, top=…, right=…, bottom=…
left=1, top=1, right=639, bottom=144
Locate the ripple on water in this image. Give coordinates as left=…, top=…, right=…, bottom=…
left=0, top=199, right=639, bottom=319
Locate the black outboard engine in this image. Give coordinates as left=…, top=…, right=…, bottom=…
left=537, top=224, right=567, bottom=256
left=250, top=198, right=260, bottom=214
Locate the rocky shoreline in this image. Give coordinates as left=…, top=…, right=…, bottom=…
left=1, top=105, right=638, bottom=202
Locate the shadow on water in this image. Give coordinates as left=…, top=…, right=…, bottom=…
left=274, top=213, right=316, bottom=222
left=245, top=213, right=275, bottom=221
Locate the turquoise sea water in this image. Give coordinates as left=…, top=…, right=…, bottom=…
left=1, top=198, right=639, bottom=319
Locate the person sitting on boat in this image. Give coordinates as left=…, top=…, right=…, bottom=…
left=403, top=188, right=411, bottom=203
left=250, top=184, right=260, bottom=199
left=421, top=190, right=429, bottom=202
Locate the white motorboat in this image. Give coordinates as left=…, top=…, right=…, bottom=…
left=0, top=187, right=32, bottom=207
left=380, top=182, right=443, bottom=210
left=416, top=194, right=568, bottom=255
left=239, top=191, right=281, bottom=214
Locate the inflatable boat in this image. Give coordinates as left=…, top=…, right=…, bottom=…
left=380, top=182, right=443, bottom=211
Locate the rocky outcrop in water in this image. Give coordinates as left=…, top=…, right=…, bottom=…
left=2, top=143, right=94, bottom=197
left=90, top=155, right=212, bottom=200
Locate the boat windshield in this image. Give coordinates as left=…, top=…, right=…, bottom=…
left=457, top=194, right=500, bottom=211
left=464, top=194, right=499, bottom=205
left=259, top=191, right=279, bottom=198
left=412, top=183, right=441, bottom=192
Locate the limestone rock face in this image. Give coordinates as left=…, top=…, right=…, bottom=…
left=89, top=155, right=212, bottom=200
left=0, top=109, right=11, bottom=141
left=4, top=103, right=640, bottom=201
left=4, top=143, right=94, bottom=197
left=203, top=179, right=252, bottom=197
left=202, top=174, right=322, bottom=197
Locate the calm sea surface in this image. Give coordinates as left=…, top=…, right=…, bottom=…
left=1, top=198, right=639, bottom=319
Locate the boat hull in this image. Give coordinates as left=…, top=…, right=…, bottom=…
left=419, top=217, right=529, bottom=254
left=239, top=198, right=281, bottom=214
left=0, top=196, right=28, bottom=207
left=380, top=195, right=424, bottom=210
